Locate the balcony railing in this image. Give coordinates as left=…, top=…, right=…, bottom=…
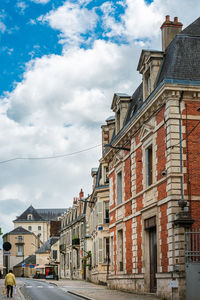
left=72, top=238, right=80, bottom=246
left=59, top=244, right=65, bottom=252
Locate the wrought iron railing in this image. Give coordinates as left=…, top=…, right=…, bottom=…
left=185, top=229, right=200, bottom=263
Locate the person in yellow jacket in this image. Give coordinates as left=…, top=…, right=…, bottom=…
left=4, top=270, right=16, bottom=298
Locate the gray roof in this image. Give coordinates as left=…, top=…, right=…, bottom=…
left=180, top=17, right=200, bottom=36
left=156, top=17, right=200, bottom=86
left=14, top=205, right=67, bottom=222
left=106, top=116, right=115, bottom=121
left=14, top=255, right=36, bottom=267
left=115, top=93, right=130, bottom=97
left=36, top=209, right=66, bottom=221
left=4, top=226, right=32, bottom=236
left=108, top=16, right=200, bottom=145
left=35, top=237, right=59, bottom=253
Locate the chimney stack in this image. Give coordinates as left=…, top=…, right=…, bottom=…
left=161, top=15, right=183, bottom=51
left=79, top=188, right=84, bottom=199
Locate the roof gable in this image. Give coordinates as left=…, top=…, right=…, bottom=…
left=180, top=17, right=200, bottom=36
left=14, top=205, right=44, bottom=222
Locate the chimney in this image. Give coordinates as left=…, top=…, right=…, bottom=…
left=161, top=15, right=183, bottom=51
left=79, top=188, right=84, bottom=199
left=73, top=197, right=78, bottom=205
left=101, top=116, right=115, bottom=154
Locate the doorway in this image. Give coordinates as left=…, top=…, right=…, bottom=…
left=144, top=216, right=157, bottom=293
left=149, top=226, right=157, bottom=292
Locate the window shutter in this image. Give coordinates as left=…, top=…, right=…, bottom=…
left=98, top=201, right=103, bottom=225
left=98, top=238, right=103, bottom=264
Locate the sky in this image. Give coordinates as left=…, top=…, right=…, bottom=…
left=0, top=0, right=200, bottom=246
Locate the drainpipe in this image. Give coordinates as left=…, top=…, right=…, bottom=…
left=178, top=91, right=187, bottom=210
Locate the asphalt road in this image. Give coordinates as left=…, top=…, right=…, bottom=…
left=20, top=279, right=81, bottom=300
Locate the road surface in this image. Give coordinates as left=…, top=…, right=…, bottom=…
left=20, top=278, right=81, bottom=300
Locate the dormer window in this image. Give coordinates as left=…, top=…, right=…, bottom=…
left=137, top=50, right=164, bottom=101
left=111, top=93, right=131, bottom=134
left=27, top=214, right=32, bottom=220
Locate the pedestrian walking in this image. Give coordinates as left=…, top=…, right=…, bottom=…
left=4, top=270, right=16, bottom=298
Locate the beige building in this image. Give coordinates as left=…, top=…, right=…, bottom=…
left=3, top=227, right=39, bottom=273
left=87, top=162, right=110, bottom=284
left=60, top=190, right=88, bottom=280
left=13, top=205, right=66, bottom=244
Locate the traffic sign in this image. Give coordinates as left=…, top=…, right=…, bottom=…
left=21, top=263, right=26, bottom=267
left=3, top=242, right=12, bottom=251
left=3, top=251, right=10, bottom=256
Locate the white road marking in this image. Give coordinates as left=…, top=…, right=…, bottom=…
left=37, top=286, right=43, bottom=288
left=26, top=286, right=32, bottom=288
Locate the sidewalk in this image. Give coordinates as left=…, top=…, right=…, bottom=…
left=0, top=279, right=25, bottom=300
left=38, top=279, right=159, bottom=300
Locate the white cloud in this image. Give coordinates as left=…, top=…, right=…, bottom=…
left=38, top=2, right=98, bottom=46
left=16, top=1, right=27, bottom=15
left=0, top=39, right=141, bottom=223
left=1, top=0, right=200, bottom=240
left=31, top=0, right=50, bottom=4
left=0, top=21, right=6, bottom=33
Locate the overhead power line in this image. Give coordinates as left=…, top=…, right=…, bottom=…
left=0, top=144, right=102, bottom=164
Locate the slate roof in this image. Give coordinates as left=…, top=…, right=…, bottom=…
left=35, top=236, right=59, bottom=253
left=14, top=255, right=36, bottom=267
left=36, top=209, right=67, bottom=221
left=14, top=205, right=67, bottom=222
left=4, top=226, right=32, bottom=236
left=156, top=17, right=200, bottom=86
left=109, top=17, right=200, bottom=144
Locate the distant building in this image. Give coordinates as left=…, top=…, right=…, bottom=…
left=59, top=189, right=87, bottom=280
left=13, top=205, right=66, bottom=243
left=87, top=163, right=110, bottom=284
left=2, top=227, right=39, bottom=274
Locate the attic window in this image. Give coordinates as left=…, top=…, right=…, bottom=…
left=27, top=214, right=32, bottom=220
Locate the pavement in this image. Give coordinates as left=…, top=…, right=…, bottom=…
left=0, top=279, right=25, bottom=300
left=33, top=278, right=159, bottom=300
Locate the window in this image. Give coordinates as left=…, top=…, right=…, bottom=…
left=104, top=202, right=109, bottom=224
left=146, top=145, right=153, bottom=187
left=104, top=238, right=110, bottom=263
left=77, top=249, right=80, bottom=269
left=118, top=230, right=123, bottom=271
left=38, top=226, right=41, bottom=230
left=66, top=253, right=69, bottom=269
left=17, top=245, right=23, bottom=256
left=28, top=226, right=32, bottom=231
left=27, top=214, right=32, bottom=220
left=53, top=250, right=57, bottom=260
left=18, top=236, right=23, bottom=242
left=104, top=166, right=109, bottom=183
left=110, top=236, right=114, bottom=271
left=117, top=171, right=122, bottom=205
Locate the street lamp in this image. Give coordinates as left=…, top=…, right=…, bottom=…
left=104, top=143, right=130, bottom=151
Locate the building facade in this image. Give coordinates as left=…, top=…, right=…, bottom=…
left=3, top=227, right=39, bottom=273
left=102, top=16, right=200, bottom=300
left=13, top=205, right=66, bottom=243
left=59, top=190, right=87, bottom=280
left=87, top=162, right=110, bottom=284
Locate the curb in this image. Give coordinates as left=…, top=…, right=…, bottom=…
left=67, top=290, right=95, bottom=300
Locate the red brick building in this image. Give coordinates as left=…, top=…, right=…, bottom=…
left=103, top=16, right=200, bottom=300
